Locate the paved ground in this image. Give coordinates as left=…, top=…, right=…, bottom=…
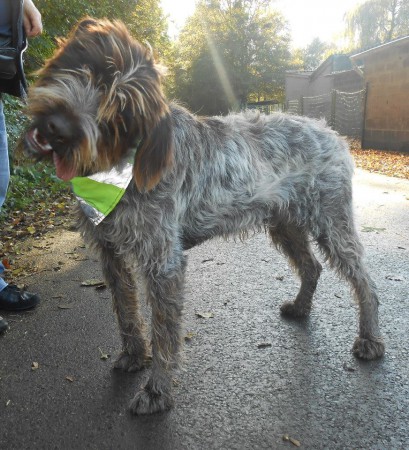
left=0, top=169, right=408, bottom=450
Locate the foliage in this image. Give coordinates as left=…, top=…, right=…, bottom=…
left=2, top=96, right=27, bottom=159
left=0, top=158, right=74, bottom=261
left=25, top=0, right=171, bottom=73
left=344, top=0, right=409, bottom=51
left=129, top=0, right=171, bottom=56
left=295, top=38, right=334, bottom=71
left=171, top=0, right=291, bottom=115
left=348, top=139, right=409, bottom=179
left=1, top=161, right=71, bottom=215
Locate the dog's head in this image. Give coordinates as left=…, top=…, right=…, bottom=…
left=25, top=17, right=173, bottom=191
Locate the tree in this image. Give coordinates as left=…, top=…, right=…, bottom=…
left=345, top=0, right=409, bottom=50
left=172, top=0, right=291, bottom=115
left=26, top=0, right=170, bottom=71
left=300, top=38, right=332, bottom=71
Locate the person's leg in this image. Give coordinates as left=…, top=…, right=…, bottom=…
left=0, top=99, right=10, bottom=294
left=0, top=99, right=40, bottom=310
left=0, top=99, right=10, bottom=210
left=0, top=262, right=8, bottom=291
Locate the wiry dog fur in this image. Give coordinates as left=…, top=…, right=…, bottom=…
left=24, top=18, right=384, bottom=415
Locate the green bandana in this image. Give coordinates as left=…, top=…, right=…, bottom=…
left=71, top=158, right=134, bottom=226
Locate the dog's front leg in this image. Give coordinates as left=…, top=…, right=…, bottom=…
left=130, top=256, right=186, bottom=415
left=100, top=247, right=148, bottom=372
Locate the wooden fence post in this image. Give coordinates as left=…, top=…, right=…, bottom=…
left=331, top=89, right=337, bottom=129
left=361, top=83, right=369, bottom=149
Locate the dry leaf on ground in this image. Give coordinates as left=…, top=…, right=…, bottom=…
left=98, top=348, right=110, bottom=360
left=195, top=312, right=214, bottom=319
left=81, top=279, right=106, bottom=287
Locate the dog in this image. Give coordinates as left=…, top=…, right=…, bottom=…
left=24, top=18, right=384, bottom=415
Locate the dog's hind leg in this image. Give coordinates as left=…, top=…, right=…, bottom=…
left=129, top=252, right=186, bottom=415
left=316, top=209, right=385, bottom=360
left=269, top=224, right=322, bottom=317
left=100, top=247, right=148, bottom=372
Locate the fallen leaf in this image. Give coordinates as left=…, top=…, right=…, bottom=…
left=81, top=279, right=106, bottom=287
left=184, top=332, right=196, bottom=341
left=343, top=363, right=356, bottom=372
left=31, top=362, right=39, bottom=371
left=195, top=312, right=214, bottom=319
left=361, top=226, right=386, bottom=233
left=282, top=435, right=301, bottom=447
left=6, top=400, right=11, bottom=407
left=257, top=343, right=272, bottom=349
left=58, top=304, right=73, bottom=310
left=98, top=347, right=110, bottom=360
left=201, top=258, right=214, bottom=263
left=65, top=376, right=75, bottom=382
left=1, top=258, right=11, bottom=269
left=27, top=226, right=36, bottom=234
left=289, top=437, right=301, bottom=447
left=385, top=275, right=404, bottom=282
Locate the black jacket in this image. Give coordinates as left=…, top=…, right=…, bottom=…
left=0, top=0, right=27, bottom=98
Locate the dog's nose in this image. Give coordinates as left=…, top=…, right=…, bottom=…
left=46, top=114, right=72, bottom=142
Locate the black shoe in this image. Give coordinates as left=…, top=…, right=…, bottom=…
left=0, top=316, right=8, bottom=333
left=0, top=285, right=40, bottom=311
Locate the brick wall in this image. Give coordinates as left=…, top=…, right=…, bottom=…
left=360, top=40, right=409, bottom=151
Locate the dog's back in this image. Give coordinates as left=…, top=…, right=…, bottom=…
left=147, top=104, right=354, bottom=248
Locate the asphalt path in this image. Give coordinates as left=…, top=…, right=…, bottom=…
left=1, top=169, right=408, bottom=449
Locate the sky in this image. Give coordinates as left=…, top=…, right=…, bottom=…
left=161, top=0, right=362, bottom=48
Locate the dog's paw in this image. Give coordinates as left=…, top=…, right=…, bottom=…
left=129, top=387, right=174, bottom=415
left=353, top=337, right=385, bottom=360
left=280, top=301, right=310, bottom=318
left=114, top=351, right=146, bottom=372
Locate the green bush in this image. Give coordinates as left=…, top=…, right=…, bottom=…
left=2, top=95, right=27, bottom=160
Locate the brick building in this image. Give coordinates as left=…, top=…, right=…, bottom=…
left=285, top=56, right=365, bottom=136
left=351, top=36, right=409, bottom=152
left=285, top=54, right=363, bottom=104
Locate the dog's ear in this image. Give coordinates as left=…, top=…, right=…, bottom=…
left=133, top=111, right=173, bottom=192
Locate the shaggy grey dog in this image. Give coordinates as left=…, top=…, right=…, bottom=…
left=24, top=18, right=384, bottom=415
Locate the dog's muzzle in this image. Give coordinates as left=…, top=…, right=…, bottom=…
left=25, top=128, right=77, bottom=181
left=25, top=128, right=53, bottom=156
